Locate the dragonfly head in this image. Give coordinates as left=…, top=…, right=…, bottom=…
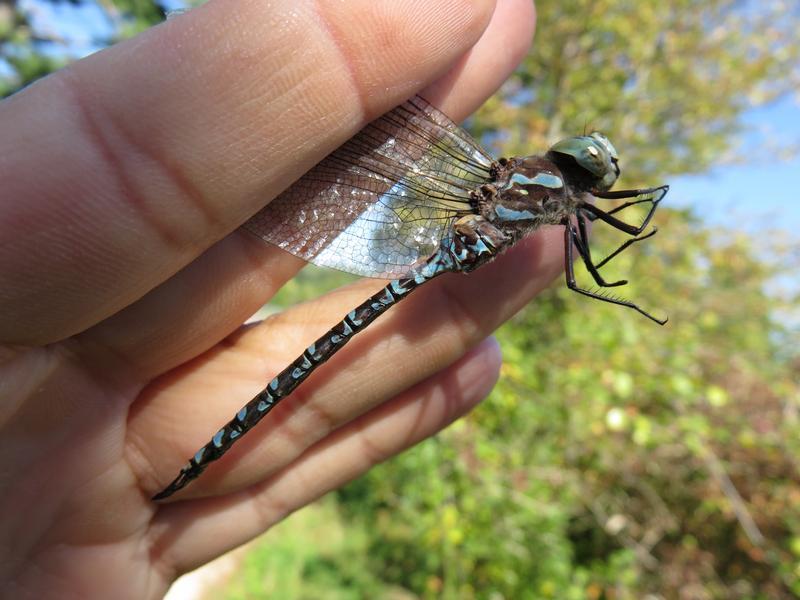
left=546, top=132, right=620, bottom=192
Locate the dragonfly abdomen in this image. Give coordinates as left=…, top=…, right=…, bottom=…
left=152, top=213, right=513, bottom=500
left=152, top=264, right=437, bottom=499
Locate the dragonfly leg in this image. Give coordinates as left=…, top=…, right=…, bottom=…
left=583, top=185, right=668, bottom=234
left=563, top=223, right=667, bottom=325
left=570, top=215, right=627, bottom=287
left=598, top=196, right=657, bottom=217
left=593, top=185, right=669, bottom=202
left=593, top=227, right=659, bottom=270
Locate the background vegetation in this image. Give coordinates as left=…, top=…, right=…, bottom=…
left=4, top=0, right=800, bottom=597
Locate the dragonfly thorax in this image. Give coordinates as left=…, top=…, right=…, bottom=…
left=545, top=132, right=620, bottom=192
left=482, top=156, right=574, bottom=232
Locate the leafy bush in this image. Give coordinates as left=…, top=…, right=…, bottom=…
left=257, top=208, right=800, bottom=599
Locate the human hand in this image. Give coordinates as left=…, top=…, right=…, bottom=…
left=0, top=0, right=553, bottom=596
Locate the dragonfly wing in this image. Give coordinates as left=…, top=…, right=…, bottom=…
left=244, top=96, right=495, bottom=279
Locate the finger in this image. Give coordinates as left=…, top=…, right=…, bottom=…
left=424, top=0, right=536, bottom=113
left=0, top=0, right=495, bottom=345
left=149, top=337, right=502, bottom=575
left=132, top=226, right=561, bottom=499
left=78, top=0, right=537, bottom=380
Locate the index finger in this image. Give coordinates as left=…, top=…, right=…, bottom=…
left=0, top=0, right=495, bottom=345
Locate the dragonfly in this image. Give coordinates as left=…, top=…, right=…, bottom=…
left=153, top=96, right=668, bottom=500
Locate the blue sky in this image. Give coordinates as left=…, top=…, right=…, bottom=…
left=669, top=96, right=800, bottom=234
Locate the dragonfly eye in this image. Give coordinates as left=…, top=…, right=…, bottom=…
left=546, top=133, right=620, bottom=191
left=590, top=132, right=619, bottom=160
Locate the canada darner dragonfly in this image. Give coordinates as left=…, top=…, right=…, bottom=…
left=153, top=96, right=668, bottom=500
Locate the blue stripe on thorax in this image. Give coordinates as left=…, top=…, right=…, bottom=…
left=508, top=172, right=563, bottom=189
left=494, top=205, right=536, bottom=222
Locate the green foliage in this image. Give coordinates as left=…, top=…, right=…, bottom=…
left=317, top=208, right=800, bottom=599
left=0, top=0, right=168, bottom=97
left=270, top=266, right=358, bottom=310
left=254, top=203, right=800, bottom=599
left=217, top=498, right=402, bottom=599
left=471, top=0, right=800, bottom=182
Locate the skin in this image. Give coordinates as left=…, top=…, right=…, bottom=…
left=0, top=0, right=561, bottom=597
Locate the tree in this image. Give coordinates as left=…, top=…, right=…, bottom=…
left=473, top=0, right=800, bottom=183
left=0, top=0, right=168, bottom=97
